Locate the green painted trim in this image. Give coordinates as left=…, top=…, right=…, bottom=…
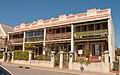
left=74, top=29, right=108, bottom=37
left=74, top=38, right=108, bottom=42
left=73, top=20, right=108, bottom=27
left=25, top=36, right=44, bottom=42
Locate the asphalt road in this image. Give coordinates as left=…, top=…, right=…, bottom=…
left=2, top=64, right=78, bottom=75
left=1, top=63, right=114, bottom=75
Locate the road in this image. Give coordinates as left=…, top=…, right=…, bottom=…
left=1, top=63, right=114, bottom=75
left=2, top=64, right=77, bottom=75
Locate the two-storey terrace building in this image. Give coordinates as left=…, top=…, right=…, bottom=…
left=8, top=8, right=115, bottom=64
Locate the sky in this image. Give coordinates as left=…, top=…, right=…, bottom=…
left=0, top=0, right=119, bottom=47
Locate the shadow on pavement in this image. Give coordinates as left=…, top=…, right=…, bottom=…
left=0, top=66, right=12, bottom=75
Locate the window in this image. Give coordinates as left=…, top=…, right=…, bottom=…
left=61, top=27, right=65, bottom=33
left=34, top=31, right=41, bottom=36
left=56, top=28, right=60, bottom=33
left=88, top=24, right=94, bottom=31
left=96, top=24, right=101, bottom=30
left=76, top=26, right=80, bottom=32
left=103, top=23, right=108, bottom=29
left=83, top=25, right=87, bottom=31
left=26, top=32, right=33, bottom=37
left=67, top=27, right=71, bottom=32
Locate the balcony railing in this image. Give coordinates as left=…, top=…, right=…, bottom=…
left=74, top=29, right=108, bottom=37
left=9, top=38, right=23, bottom=43
left=46, top=32, right=71, bottom=40
left=25, top=36, right=44, bottom=42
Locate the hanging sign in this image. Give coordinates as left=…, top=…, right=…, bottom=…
left=78, top=50, right=83, bottom=55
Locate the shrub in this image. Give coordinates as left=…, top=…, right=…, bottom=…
left=116, top=48, right=120, bottom=56
left=86, top=61, right=91, bottom=64
left=0, top=53, right=3, bottom=59
left=80, top=60, right=85, bottom=64
left=34, top=54, right=50, bottom=61
left=73, top=59, right=85, bottom=64
left=14, top=50, right=29, bottom=61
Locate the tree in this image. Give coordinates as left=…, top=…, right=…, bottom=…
left=116, top=48, right=120, bottom=56
left=25, top=43, right=38, bottom=56
left=6, top=40, right=14, bottom=51
left=25, top=43, right=38, bottom=50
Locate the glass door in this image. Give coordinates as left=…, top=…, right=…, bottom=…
left=95, top=45, right=100, bottom=56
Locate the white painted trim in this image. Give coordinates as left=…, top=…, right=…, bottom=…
left=23, top=32, right=25, bottom=51
left=71, top=24, right=74, bottom=52
left=43, top=28, right=46, bottom=55
left=14, top=16, right=110, bottom=33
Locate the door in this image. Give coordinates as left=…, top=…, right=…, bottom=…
left=92, top=44, right=101, bottom=56
left=95, top=45, right=99, bottom=56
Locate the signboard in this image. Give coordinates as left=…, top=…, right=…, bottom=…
left=78, top=50, right=83, bottom=55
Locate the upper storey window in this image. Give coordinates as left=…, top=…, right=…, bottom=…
left=83, top=25, right=87, bottom=31
left=61, top=27, right=65, bottom=33
left=26, top=32, right=33, bottom=37
left=88, top=24, right=94, bottom=31
left=103, top=22, right=108, bottom=29
left=67, top=27, right=71, bottom=32
left=56, top=28, right=60, bottom=33
left=96, top=24, right=101, bottom=30
left=34, top=31, right=44, bottom=36
left=26, top=30, right=44, bottom=37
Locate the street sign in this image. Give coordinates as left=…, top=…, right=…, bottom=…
left=78, top=50, right=83, bottom=55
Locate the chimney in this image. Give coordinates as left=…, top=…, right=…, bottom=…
left=37, top=19, right=44, bottom=24
left=20, top=23, right=25, bottom=28
left=59, top=14, right=66, bottom=21
left=87, top=8, right=97, bottom=16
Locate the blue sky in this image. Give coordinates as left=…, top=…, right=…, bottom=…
left=0, top=0, right=119, bottom=47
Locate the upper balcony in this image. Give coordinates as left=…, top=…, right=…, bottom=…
left=74, top=29, right=108, bottom=39
left=9, top=38, right=23, bottom=43
left=46, top=32, right=71, bottom=40
left=46, top=26, right=71, bottom=40
left=25, top=35, right=44, bottom=42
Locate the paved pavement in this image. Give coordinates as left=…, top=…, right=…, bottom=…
left=1, top=63, right=115, bottom=75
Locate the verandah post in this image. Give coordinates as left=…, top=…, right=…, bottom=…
left=23, top=32, right=25, bottom=51
left=43, top=28, right=46, bottom=55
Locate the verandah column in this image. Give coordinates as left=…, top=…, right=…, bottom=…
left=69, top=24, right=74, bottom=70
left=71, top=24, right=74, bottom=52
left=23, top=32, right=25, bottom=51
left=43, top=28, right=46, bottom=55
